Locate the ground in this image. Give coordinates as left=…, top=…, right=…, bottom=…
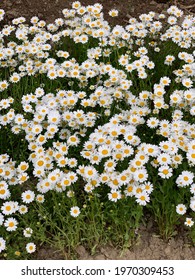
left=37, top=228, right=195, bottom=260
left=1, top=0, right=195, bottom=260
left=1, top=0, right=195, bottom=26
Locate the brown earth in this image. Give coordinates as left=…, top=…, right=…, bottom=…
left=1, top=0, right=195, bottom=26
left=35, top=215, right=195, bottom=260
left=1, top=0, right=195, bottom=260
left=37, top=228, right=195, bottom=260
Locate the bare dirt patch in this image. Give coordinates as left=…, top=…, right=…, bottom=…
left=34, top=217, right=195, bottom=260
left=36, top=228, right=195, bottom=260
left=1, top=0, right=195, bottom=26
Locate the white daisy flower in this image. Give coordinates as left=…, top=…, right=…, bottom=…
left=0, top=237, right=6, bottom=253
left=4, top=217, right=18, bottom=231
left=176, top=204, right=187, bottom=215
left=184, top=218, right=194, bottom=227
left=21, top=190, right=35, bottom=204
left=26, top=242, right=36, bottom=253
left=70, top=206, right=80, bottom=217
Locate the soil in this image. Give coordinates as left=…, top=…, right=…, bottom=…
left=1, top=0, right=195, bottom=26
left=36, top=227, right=195, bottom=260
left=1, top=0, right=195, bottom=260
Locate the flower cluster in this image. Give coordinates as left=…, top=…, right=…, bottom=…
left=0, top=2, right=195, bottom=256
